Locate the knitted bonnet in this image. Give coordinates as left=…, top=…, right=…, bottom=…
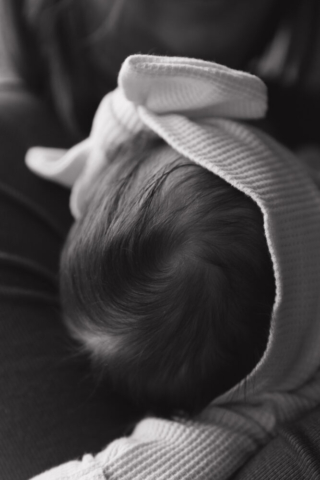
left=26, top=55, right=320, bottom=404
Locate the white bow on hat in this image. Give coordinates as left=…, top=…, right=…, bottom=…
left=26, top=55, right=266, bottom=218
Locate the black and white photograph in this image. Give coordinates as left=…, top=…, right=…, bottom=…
left=0, top=1, right=319, bottom=478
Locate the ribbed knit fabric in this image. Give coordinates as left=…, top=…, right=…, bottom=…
left=26, top=55, right=320, bottom=480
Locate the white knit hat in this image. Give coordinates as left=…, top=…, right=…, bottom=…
left=26, top=55, right=320, bottom=404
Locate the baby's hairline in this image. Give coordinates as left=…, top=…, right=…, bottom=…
left=83, top=135, right=203, bottom=219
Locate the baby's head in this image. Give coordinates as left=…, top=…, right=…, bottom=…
left=60, top=133, right=275, bottom=416
left=25, top=54, right=320, bottom=415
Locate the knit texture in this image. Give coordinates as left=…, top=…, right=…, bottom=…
left=26, top=55, right=320, bottom=480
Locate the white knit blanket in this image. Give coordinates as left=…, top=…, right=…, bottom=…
left=27, top=55, right=320, bottom=480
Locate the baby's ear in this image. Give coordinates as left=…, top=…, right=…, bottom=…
left=25, top=139, right=91, bottom=188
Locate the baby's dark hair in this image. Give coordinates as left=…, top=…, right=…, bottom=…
left=60, top=135, right=275, bottom=417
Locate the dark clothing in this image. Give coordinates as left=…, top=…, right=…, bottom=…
left=0, top=87, right=141, bottom=480
left=235, top=406, right=320, bottom=479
